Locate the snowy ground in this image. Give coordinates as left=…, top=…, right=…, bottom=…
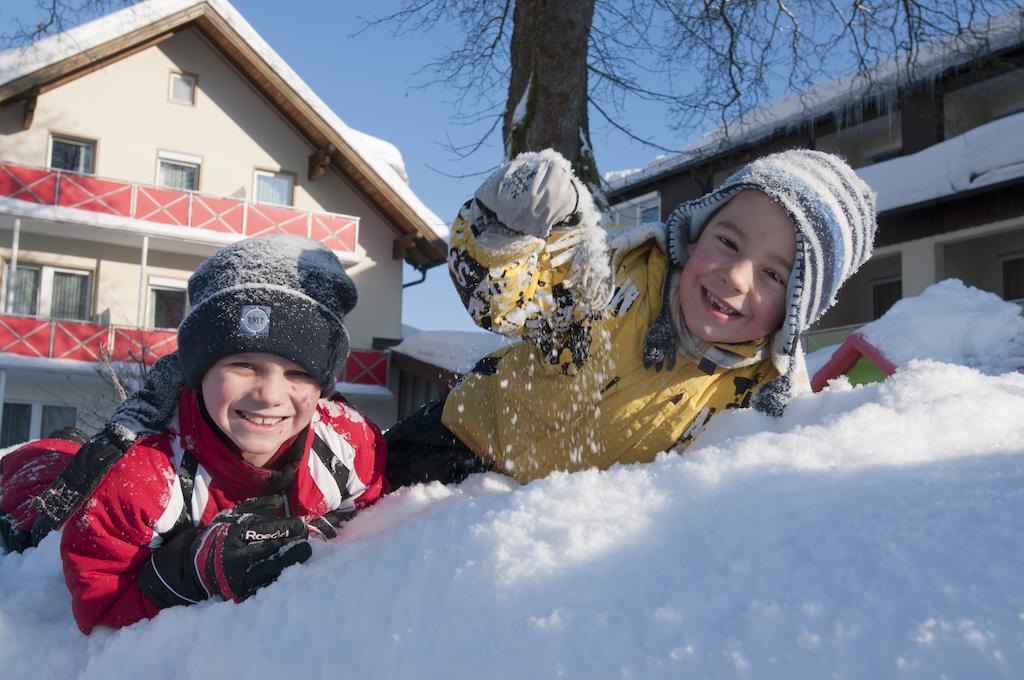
left=2, top=286, right=1024, bottom=679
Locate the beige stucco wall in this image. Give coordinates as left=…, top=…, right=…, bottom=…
left=0, top=27, right=403, bottom=350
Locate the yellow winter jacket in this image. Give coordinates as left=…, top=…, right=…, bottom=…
left=442, top=206, right=777, bottom=484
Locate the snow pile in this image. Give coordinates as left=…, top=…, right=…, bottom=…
left=5, top=304, right=1024, bottom=676
left=3, top=358, right=1024, bottom=678
left=858, top=112, right=1024, bottom=212
left=859, top=279, right=1024, bottom=374
left=392, top=330, right=510, bottom=373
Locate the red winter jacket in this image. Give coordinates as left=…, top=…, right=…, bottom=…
left=61, top=387, right=387, bottom=634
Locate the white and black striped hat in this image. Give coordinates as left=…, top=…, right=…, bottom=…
left=661, top=149, right=877, bottom=415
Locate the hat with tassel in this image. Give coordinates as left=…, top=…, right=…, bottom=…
left=643, top=149, right=877, bottom=416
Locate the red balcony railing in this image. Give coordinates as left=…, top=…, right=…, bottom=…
left=0, top=314, right=388, bottom=387
left=0, top=162, right=358, bottom=254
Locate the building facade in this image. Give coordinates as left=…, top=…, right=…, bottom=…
left=606, top=15, right=1024, bottom=352
left=0, top=0, right=448, bottom=445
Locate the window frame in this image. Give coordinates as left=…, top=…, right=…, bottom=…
left=1, top=261, right=92, bottom=320
left=869, top=275, right=902, bottom=320
left=253, top=169, right=296, bottom=207
left=608, top=190, right=661, bottom=228
left=168, top=71, right=198, bottom=106
left=155, top=150, right=203, bottom=192
left=146, top=276, right=189, bottom=330
left=998, top=251, right=1024, bottom=302
left=48, top=133, right=97, bottom=174
left=1, top=401, right=78, bottom=446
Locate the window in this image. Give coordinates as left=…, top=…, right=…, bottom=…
left=1, top=403, right=32, bottom=447
left=50, top=270, right=90, bottom=320
left=3, top=263, right=91, bottom=320
left=608, top=191, right=660, bottom=228
left=157, top=151, right=201, bottom=191
left=1, top=402, right=77, bottom=447
left=49, top=135, right=95, bottom=174
left=254, top=170, right=294, bottom=206
left=1001, top=253, right=1024, bottom=301
left=148, top=277, right=188, bottom=329
left=168, top=72, right=197, bottom=105
left=6, top=264, right=40, bottom=315
left=41, top=405, right=77, bottom=438
left=870, top=276, right=902, bottom=320
left=641, top=205, right=660, bottom=224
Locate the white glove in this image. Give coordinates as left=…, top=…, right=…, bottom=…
left=471, top=150, right=589, bottom=238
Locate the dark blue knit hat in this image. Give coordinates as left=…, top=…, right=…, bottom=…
left=654, top=149, right=877, bottom=415
left=177, top=235, right=358, bottom=393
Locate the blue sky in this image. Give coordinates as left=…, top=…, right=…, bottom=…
left=2, top=0, right=685, bottom=333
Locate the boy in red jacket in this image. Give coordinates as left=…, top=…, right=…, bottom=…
left=0, top=235, right=387, bottom=634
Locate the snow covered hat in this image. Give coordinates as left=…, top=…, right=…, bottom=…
left=177, top=234, right=357, bottom=393
left=659, top=149, right=877, bottom=415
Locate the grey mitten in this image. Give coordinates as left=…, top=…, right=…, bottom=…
left=110, top=352, right=185, bottom=438
left=472, top=150, right=588, bottom=239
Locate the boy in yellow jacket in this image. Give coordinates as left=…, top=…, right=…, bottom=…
left=385, top=149, right=877, bottom=485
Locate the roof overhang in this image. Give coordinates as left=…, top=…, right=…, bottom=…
left=0, top=1, right=448, bottom=269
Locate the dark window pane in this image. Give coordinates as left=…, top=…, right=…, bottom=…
left=641, top=206, right=660, bottom=224
left=152, top=288, right=187, bottom=328
left=8, top=266, right=40, bottom=316
left=1, top=403, right=32, bottom=447
left=1003, top=257, right=1024, bottom=300
left=51, top=138, right=95, bottom=173
left=872, top=279, right=902, bottom=320
left=51, top=271, right=89, bottom=320
left=41, top=405, right=77, bottom=438
left=158, top=160, right=199, bottom=191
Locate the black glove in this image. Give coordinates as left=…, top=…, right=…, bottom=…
left=138, top=496, right=311, bottom=607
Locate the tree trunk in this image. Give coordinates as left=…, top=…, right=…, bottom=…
left=504, top=0, right=601, bottom=201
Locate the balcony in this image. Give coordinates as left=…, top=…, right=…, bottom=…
left=0, top=314, right=388, bottom=388
left=0, top=162, right=358, bottom=254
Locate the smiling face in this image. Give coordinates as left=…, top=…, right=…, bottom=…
left=678, top=189, right=797, bottom=344
left=201, top=353, right=321, bottom=468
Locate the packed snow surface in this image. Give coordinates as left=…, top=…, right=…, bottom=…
left=4, top=318, right=1024, bottom=677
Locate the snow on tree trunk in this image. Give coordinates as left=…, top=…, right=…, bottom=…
left=504, top=0, right=602, bottom=206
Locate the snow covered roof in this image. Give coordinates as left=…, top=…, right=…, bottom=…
left=857, top=111, right=1024, bottom=212
left=392, top=330, right=511, bottom=374
left=0, top=0, right=449, bottom=265
left=606, top=9, right=1024, bottom=199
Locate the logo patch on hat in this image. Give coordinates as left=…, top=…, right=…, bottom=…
left=239, top=305, right=271, bottom=337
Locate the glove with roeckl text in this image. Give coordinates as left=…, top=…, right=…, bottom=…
left=137, top=496, right=311, bottom=608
